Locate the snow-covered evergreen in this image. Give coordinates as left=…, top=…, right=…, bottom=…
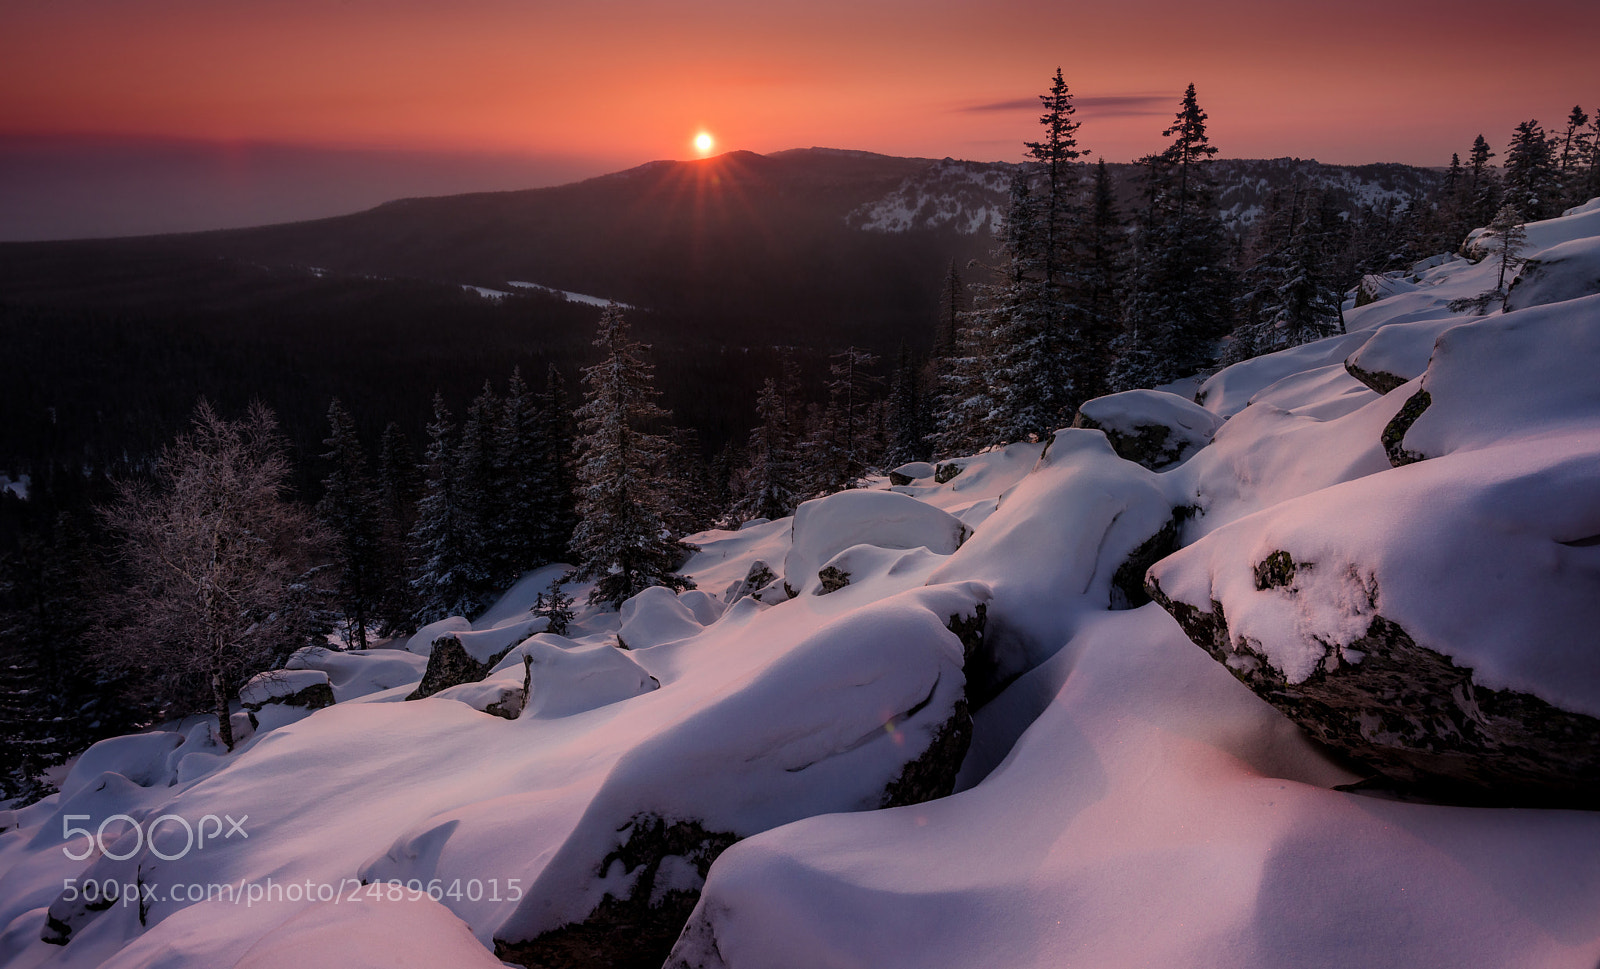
left=569, top=305, right=693, bottom=606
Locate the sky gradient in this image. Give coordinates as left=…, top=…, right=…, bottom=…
left=4, top=0, right=1597, bottom=239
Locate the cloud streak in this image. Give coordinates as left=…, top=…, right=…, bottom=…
left=960, top=95, right=1173, bottom=117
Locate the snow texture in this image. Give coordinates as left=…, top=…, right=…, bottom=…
left=5, top=199, right=1600, bottom=969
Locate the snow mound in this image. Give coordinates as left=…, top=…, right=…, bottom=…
left=1196, top=329, right=1372, bottom=417
left=782, top=490, right=968, bottom=596
left=619, top=586, right=708, bottom=648
left=405, top=616, right=472, bottom=655
left=238, top=670, right=331, bottom=708
left=1505, top=233, right=1600, bottom=311
left=286, top=646, right=428, bottom=702
left=1073, top=388, right=1225, bottom=469
left=521, top=638, right=658, bottom=719
left=1393, top=294, right=1600, bottom=461
left=1343, top=316, right=1463, bottom=393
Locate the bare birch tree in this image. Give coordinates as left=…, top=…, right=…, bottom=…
left=101, top=401, right=330, bottom=750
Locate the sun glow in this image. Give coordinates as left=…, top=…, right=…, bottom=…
left=693, top=131, right=714, bottom=155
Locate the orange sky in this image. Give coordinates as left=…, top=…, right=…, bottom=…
left=3, top=0, right=1597, bottom=237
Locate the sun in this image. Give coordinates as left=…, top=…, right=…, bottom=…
left=693, top=131, right=714, bottom=156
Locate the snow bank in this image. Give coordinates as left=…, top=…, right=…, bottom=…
left=782, top=490, right=968, bottom=596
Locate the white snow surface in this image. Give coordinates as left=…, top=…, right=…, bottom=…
left=5, top=203, right=1600, bottom=969
left=237, top=670, right=330, bottom=707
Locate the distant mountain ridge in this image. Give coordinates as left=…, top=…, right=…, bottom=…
left=844, top=154, right=1442, bottom=237
left=161, top=147, right=1440, bottom=345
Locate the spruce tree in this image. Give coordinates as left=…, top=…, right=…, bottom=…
left=317, top=398, right=383, bottom=649
left=570, top=305, right=693, bottom=607
left=1556, top=105, right=1591, bottom=204
left=408, top=393, right=493, bottom=623
left=1024, top=67, right=1084, bottom=289
left=534, top=365, right=580, bottom=563
left=1079, top=158, right=1127, bottom=402
left=1467, top=134, right=1500, bottom=228
left=456, top=381, right=502, bottom=583
left=494, top=367, right=553, bottom=579
left=883, top=344, right=930, bottom=468
left=1112, top=85, right=1236, bottom=390
left=375, top=422, right=421, bottom=634
left=1489, top=204, right=1528, bottom=296
left=819, top=346, right=883, bottom=488
left=1503, top=120, right=1559, bottom=221
left=732, top=377, right=801, bottom=523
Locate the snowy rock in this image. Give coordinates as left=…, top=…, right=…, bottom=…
left=888, top=461, right=935, bottom=485
left=1342, top=316, right=1461, bottom=393
left=407, top=634, right=522, bottom=701
left=522, top=639, right=658, bottom=719
left=782, top=490, right=968, bottom=597
left=619, top=585, right=706, bottom=649
left=1504, top=234, right=1600, bottom=311
left=432, top=663, right=530, bottom=720
left=1354, top=271, right=1418, bottom=307
left=404, top=616, right=472, bottom=656
left=286, top=646, right=428, bottom=702
left=232, top=895, right=507, bottom=969
left=238, top=670, right=334, bottom=712
left=1148, top=429, right=1600, bottom=806
left=1382, top=295, right=1600, bottom=465
left=491, top=585, right=986, bottom=968
left=1195, top=330, right=1373, bottom=418
left=1071, top=389, right=1225, bottom=469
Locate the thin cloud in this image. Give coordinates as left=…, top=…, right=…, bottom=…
left=960, top=95, right=1172, bottom=118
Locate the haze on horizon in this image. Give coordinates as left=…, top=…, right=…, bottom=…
left=3, top=0, right=1597, bottom=241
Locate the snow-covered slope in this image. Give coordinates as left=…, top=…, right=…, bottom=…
left=4, top=201, right=1600, bottom=969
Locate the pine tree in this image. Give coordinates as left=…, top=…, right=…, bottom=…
left=732, top=377, right=800, bottom=523
left=1024, top=67, right=1084, bottom=289
left=375, top=422, right=421, bottom=634
left=1467, top=134, right=1500, bottom=229
left=883, top=344, right=930, bottom=468
left=494, top=367, right=553, bottom=579
left=1078, top=158, right=1127, bottom=402
left=570, top=305, right=693, bottom=607
left=1489, top=204, right=1528, bottom=296
left=408, top=393, right=493, bottom=624
left=1556, top=105, right=1591, bottom=205
left=1112, top=85, right=1236, bottom=390
left=457, top=381, right=502, bottom=582
left=1503, top=120, right=1559, bottom=221
left=817, top=345, right=883, bottom=488
left=317, top=398, right=383, bottom=649
left=534, top=365, right=580, bottom=563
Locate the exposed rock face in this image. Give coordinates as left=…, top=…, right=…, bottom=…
left=406, top=636, right=515, bottom=700
left=934, top=461, right=964, bottom=483
left=1148, top=568, right=1600, bottom=808
left=879, top=698, right=972, bottom=807
left=1380, top=388, right=1431, bottom=466
left=725, top=560, right=776, bottom=604
left=1109, top=509, right=1189, bottom=610
left=1343, top=358, right=1409, bottom=395
left=495, top=814, right=739, bottom=969
left=816, top=565, right=851, bottom=594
